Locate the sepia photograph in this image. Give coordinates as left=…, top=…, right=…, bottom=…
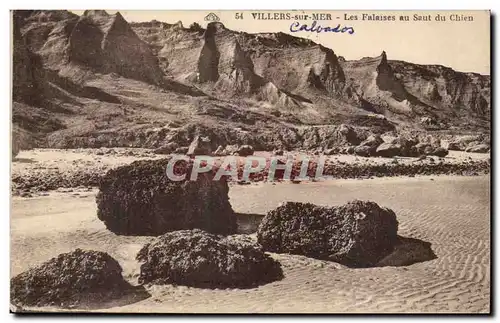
left=9, top=8, right=491, bottom=314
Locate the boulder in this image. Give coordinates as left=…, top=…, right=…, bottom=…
left=96, top=158, right=236, bottom=235
left=394, top=137, right=419, bottom=157
left=334, top=124, right=363, bottom=146
left=376, top=143, right=401, bottom=158
left=257, top=200, right=399, bottom=267
left=429, top=147, right=449, bottom=157
left=187, top=135, right=212, bottom=156
left=414, top=142, right=433, bottom=156
left=354, top=145, right=373, bottom=157
left=359, top=134, right=383, bottom=149
left=10, top=249, right=127, bottom=307
left=447, top=141, right=462, bottom=151
left=355, top=134, right=383, bottom=157
left=236, top=145, right=254, bottom=157
left=465, top=144, right=489, bottom=153
left=136, top=229, right=283, bottom=288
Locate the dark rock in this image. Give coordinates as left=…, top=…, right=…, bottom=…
left=236, top=145, right=254, bottom=157
left=394, top=137, right=419, bottom=157
left=96, top=158, right=236, bottom=235
left=257, top=200, right=399, bottom=267
left=359, top=134, right=383, bottom=149
left=136, top=229, right=283, bottom=288
left=429, top=147, right=449, bottom=157
left=187, top=135, right=212, bottom=156
left=447, top=141, right=462, bottom=151
left=376, top=143, right=401, bottom=157
left=414, top=142, right=433, bottom=155
left=354, top=145, right=373, bottom=157
left=465, top=144, right=489, bottom=153
left=354, top=134, right=383, bottom=157
left=10, top=249, right=128, bottom=307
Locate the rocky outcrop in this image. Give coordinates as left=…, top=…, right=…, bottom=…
left=376, top=142, right=401, bottom=157
left=96, top=158, right=236, bottom=235
left=391, top=61, right=490, bottom=122
left=136, top=229, right=283, bottom=288
left=10, top=249, right=128, bottom=307
left=257, top=200, right=399, bottom=267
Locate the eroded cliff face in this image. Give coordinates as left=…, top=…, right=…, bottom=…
left=68, top=11, right=164, bottom=84
left=132, top=19, right=489, bottom=129
left=11, top=10, right=490, bottom=152
left=391, top=61, right=490, bottom=116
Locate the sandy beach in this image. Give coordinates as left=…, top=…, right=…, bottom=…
left=11, top=174, right=490, bottom=313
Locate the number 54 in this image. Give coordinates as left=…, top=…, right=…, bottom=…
left=235, top=13, right=244, bottom=20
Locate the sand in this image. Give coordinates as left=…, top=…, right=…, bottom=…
left=10, top=173, right=490, bottom=313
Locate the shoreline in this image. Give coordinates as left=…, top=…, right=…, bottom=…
left=11, top=148, right=490, bottom=195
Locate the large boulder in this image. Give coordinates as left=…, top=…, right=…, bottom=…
left=376, top=143, right=401, bottom=157
left=10, top=249, right=127, bottom=307
left=257, top=200, right=399, bottom=267
left=136, top=229, right=283, bottom=288
left=96, top=158, right=236, bottom=235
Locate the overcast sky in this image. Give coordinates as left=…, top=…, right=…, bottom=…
left=72, top=10, right=490, bottom=75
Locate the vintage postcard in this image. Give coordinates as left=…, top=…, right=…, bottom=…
left=10, top=10, right=490, bottom=314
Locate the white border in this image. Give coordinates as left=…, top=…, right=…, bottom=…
left=2, top=1, right=497, bottom=322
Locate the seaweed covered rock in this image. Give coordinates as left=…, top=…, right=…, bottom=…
left=96, top=158, right=236, bottom=235
left=136, top=229, right=283, bottom=288
left=257, top=200, right=399, bottom=267
left=10, top=249, right=127, bottom=307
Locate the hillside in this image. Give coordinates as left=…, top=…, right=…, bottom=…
left=11, top=10, right=490, bottom=151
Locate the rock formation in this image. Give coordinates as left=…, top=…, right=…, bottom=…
left=67, top=11, right=163, bottom=84
left=257, top=200, right=399, bottom=267
left=136, top=229, right=283, bottom=288
left=96, top=158, right=236, bottom=235
left=10, top=249, right=128, bottom=307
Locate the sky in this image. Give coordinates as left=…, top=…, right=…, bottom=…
left=71, top=10, right=490, bottom=75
